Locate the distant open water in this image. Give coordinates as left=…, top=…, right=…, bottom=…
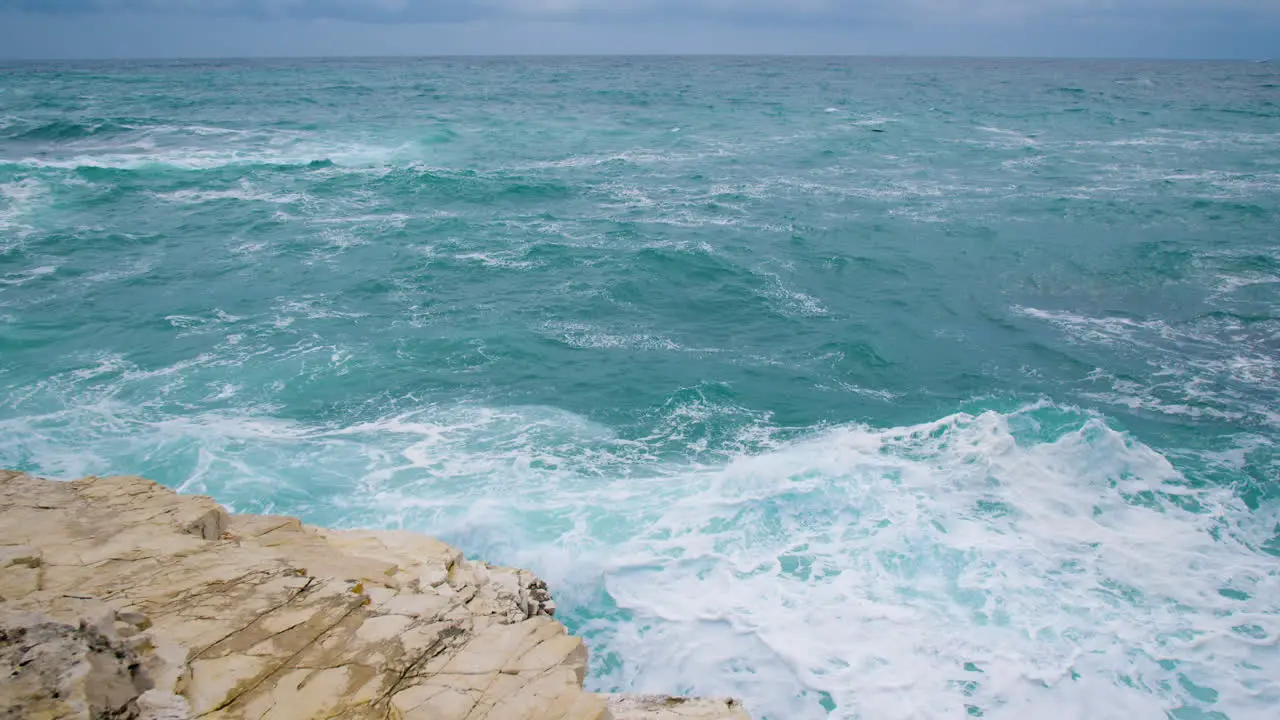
left=2, top=57, right=1279, bottom=719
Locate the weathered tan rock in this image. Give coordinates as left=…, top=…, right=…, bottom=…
left=0, top=471, right=749, bottom=720
left=1, top=609, right=175, bottom=720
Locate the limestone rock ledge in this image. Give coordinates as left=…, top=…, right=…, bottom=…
left=0, top=471, right=749, bottom=720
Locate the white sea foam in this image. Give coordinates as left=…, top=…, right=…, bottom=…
left=1070, top=129, right=1280, bottom=151
left=0, top=178, right=47, bottom=248
left=164, top=310, right=245, bottom=336
left=84, top=256, right=156, bottom=285
left=301, top=227, right=369, bottom=264
left=0, top=264, right=58, bottom=287
left=230, top=240, right=269, bottom=256
left=579, top=410, right=1280, bottom=720
left=1212, top=271, right=1280, bottom=298
left=9, top=138, right=413, bottom=172
left=757, top=272, right=828, bottom=317
left=453, top=252, right=541, bottom=270
left=833, top=381, right=899, bottom=401
left=154, top=181, right=306, bottom=205
left=636, top=211, right=748, bottom=229
left=975, top=126, right=1040, bottom=147
left=849, top=116, right=895, bottom=127
left=308, top=212, right=419, bottom=226
left=544, top=322, right=683, bottom=351
left=512, top=147, right=732, bottom=172
left=1015, top=307, right=1161, bottom=346
left=267, top=296, right=368, bottom=330
left=2, top=398, right=1276, bottom=720
left=1016, top=306, right=1280, bottom=428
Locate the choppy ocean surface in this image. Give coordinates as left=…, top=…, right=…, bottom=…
left=2, top=57, right=1279, bottom=719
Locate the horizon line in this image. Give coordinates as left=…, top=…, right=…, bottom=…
left=1, top=53, right=1269, bottom=63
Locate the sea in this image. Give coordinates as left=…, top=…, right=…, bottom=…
left=1, top=57, right=1278, bottom=719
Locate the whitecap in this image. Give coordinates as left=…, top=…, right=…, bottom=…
left=0, top=264, right=57, bottom=287
left=154, top=182, right=306, bottom=205
left=543, top=322, right=683, bottom=351
left=1016, top=306, right=1280, bottom=427
left=453, top=252, right=540, bottom=270
left=0, top=178, right=48, bottom=248
left=757, top=272, right=828, bottom=317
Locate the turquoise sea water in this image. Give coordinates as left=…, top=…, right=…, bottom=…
left=2, top=57, right=1279, bottom=719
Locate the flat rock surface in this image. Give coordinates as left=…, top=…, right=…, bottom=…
left=1, top=471, right=749, bottom=720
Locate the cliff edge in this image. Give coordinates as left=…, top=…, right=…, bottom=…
left=0, top=471, right=749, bottom=720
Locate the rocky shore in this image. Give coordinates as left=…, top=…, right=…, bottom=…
left=0, top=471, right=749, bottom=720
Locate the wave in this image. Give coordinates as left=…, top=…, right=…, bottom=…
left=152, top=182, right=307, bottom=206
left=976, top=126, right=1040, bottom=147
left=0, top=178, right=48, bottom=249
left=1016, top=306, right=1280, bottom=425
left=451, top=251, right=540, bottom=269
left=6, top=152, right=354, bottom=173
left=5, top=118, right=135, bottom=142
left=1, top=389, right=1276, bottom=720
left=1, top=135, right=410, bottom=172
left=756, top=271, right=828, bottom=317
left=584, top=407, right=1280, bottom=719
left=0, top=264, right=58, bottom=288
left=542, top=321, right=685, bottom=351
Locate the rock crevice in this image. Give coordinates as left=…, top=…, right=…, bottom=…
left=0, top=471, right=749, bottom=720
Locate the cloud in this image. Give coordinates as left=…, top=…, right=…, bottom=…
left=6, top=0, right=1278, bottom=26
left=2, top=0, right=1277, bottom=58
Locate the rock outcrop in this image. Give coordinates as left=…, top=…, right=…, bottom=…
left=0, top=471, right=749, bottom=720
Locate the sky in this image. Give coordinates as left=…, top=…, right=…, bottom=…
left=0, top=0, right=1277, bottom=59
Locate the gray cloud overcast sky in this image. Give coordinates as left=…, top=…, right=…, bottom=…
left=1, top=0, right=1278, bottom=58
